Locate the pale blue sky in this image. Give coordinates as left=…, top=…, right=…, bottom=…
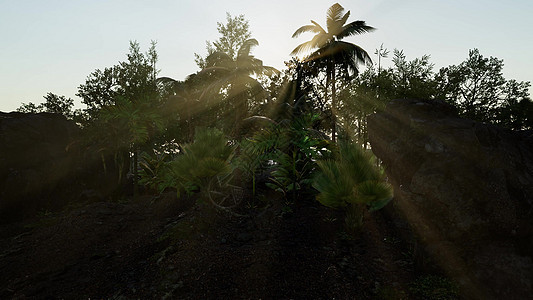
left=1, top=0, right=532, bottom=111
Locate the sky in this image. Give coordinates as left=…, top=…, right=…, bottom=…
left=1, top=0, right=532, bottom=112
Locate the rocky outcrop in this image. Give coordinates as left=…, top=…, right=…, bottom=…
left=0, top=112, right=125, bottom=223
left=368, top=99, right=533, bottom=299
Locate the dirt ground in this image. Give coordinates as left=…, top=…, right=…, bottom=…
left=0, top=191, right=448, bottom=299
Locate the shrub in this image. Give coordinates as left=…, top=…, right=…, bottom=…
left=313, top=141, right=392, bottom=232
left=170, top=127, right=235, bottom=195
left=156, top=127, right=247, bottom=215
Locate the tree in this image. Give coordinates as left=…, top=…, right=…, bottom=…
left=435, top=49, right=532, bottom=128
left=17, top=92, right=75, bottom=118
left=291, top=3, right=374, bottom=142
left=199, top=38, right=277, bottom=137
left=77, top=41, right=163, bottom=197
left=497, top=80, right=533, bottom=130
left=374, top=43, right=389, bottom=75
left=156, top=76, right=198, bottom=143
left=194, top=13, right=252, bottom=69
left=77, top=41, right=159, bottom=117
left=334, top=50, right=439, bottom=145
left=389, top=49, right=436, bottom=99
left=98, top=94, right=164, bottom=197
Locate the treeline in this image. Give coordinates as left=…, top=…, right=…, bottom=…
left=15, top=3, right=532, bottom=228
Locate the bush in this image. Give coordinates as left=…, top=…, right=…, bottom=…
left=313, top=141, right=392, bottom=232
left=170, top=127, right=235, bottom=196
left=163, top=127, right=246, bottom=215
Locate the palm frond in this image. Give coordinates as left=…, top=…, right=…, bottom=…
left=310, top=21, right=327, bottom=34
left=242, top=115, right=278, bottom=126
left=326, top=3, right=345, bottom=32
left=313, top=160, right=351, bottom=208
left=237, top=38, right=259, bottom=58
left=313, top=141, right=392, bottom=211
left=205, top=51, right=234, bottom=68
left=337, top=21, right=376, bottom=40
left=262, top=66, right=280, bottom=76
left=355, top=181, right=393, bottom=208
left=339, top=10, right=351, bottom=28
left=292, top=24, right=323, bottom=38
left=156, top=76, right=178, bottom=85
left=196, top=157, right=232, bottom=178
left=291, top=41, right=314, bottom=56
left=339, top=141, right=380, bottom=183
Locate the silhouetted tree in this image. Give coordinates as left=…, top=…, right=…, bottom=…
left=291, top=3, right=374, bottom=142
left=496, top=80, right=533, bottom=130
left=194, top=13, right=252, bottom=69
left=435, top=49, right=531, bottom=128
left=17, top=92, right=78, bottom=119
left=77, top=41, right=163, bottom=197
left=199, top=38, right=277, bottom=137
left=335, top=50, right=439, bottom=145
left=77, top=41, right=159, bottom=118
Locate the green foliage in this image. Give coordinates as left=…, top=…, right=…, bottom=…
left=291, top=3, right=375, bottom=141
left=75, top=41, right=164, bottom=197
left=263, top=114, right=331, bottom=200
left=194, top=13, right=252, bottom=69
left=99, top=95, right=165, bottom=147
left=436, top=48, right=532, bottom=129
left=138, top=151, right=174, bottom=193
left=313, top=140, right=392, bottom=230
left=17, top=92, right=76, bottom=119
left=234, top=136, right=273, bottom=198
left=337, top=47, right=532, bottom=144
left=77, top=40, right=159, bottom=117
left=169, top=128, right=235, bottom=197
left=198, top=37, right=277, bottom=138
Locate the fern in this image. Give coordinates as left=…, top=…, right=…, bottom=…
left=313, top=141, right=392, bottom=229
left=169, top=127, right=235, bottom=197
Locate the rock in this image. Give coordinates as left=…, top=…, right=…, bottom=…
left=368, top=99, right=533, bottom=300
left=0, top=112, right=126, bottom=223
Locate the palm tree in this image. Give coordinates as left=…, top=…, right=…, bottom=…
left=157, top=75, right=203, bottom=142
left=99, top=95, right=164, bottom=198
left=200, top=38, right=277, bottom=138
left=291, top=3, right=374, bottom=142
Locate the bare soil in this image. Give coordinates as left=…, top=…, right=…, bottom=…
left=0, top=192, right=426, bottom=299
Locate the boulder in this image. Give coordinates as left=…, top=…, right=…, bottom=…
left=0, top=112, right=126, bottom=222
left=368, top=99, right=533, bottom=299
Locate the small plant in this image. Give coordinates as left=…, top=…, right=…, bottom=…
left=265, top=114, right=331, bottom=201
left=169, top=127, right=234, bottom=195
left=234, top=136, right=274, bottom=200
left=138, top=151, right=174, bottom=194
left=167, top=127, right=244, bottom=215
left=313, top=141, right=392, bottom=232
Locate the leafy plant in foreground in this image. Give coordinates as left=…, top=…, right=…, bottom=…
left=138, top=151, right=174, bottom=194
left=264, top=114, right=331, bottom=201
left=313, top=141, right=392, bottom=232
left=235, top=136, right=274, bottom=200
left=170, top=128, right=233, bottom=194
left=167, top=128, right=244, bottom=215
